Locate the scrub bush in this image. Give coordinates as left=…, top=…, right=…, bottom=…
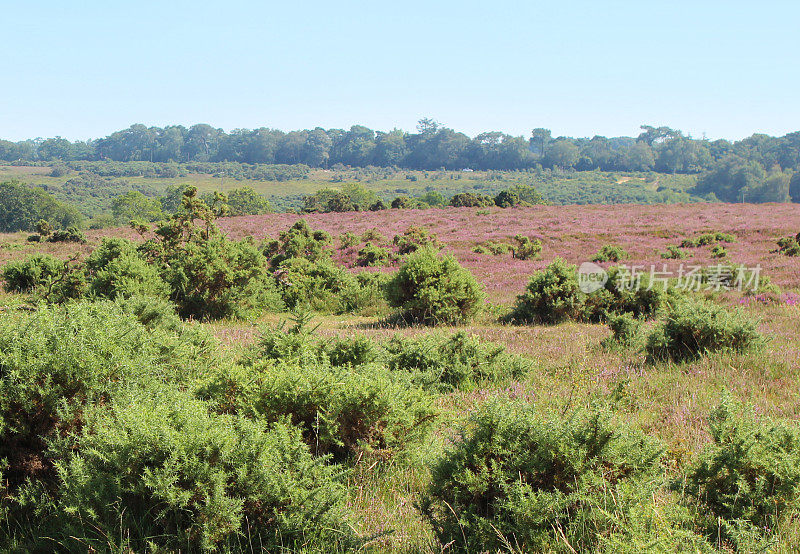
left=387, top=248, right=484, bottom=325
left=592, top=244, right=629, bottom=262
left=421, top=401, right=669, bottom=552
left=645, top=298, right=763, bottom=362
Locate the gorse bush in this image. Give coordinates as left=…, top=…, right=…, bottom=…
left=387, top=247, right=484, bottom=325
left=684, top=396, right=800, bottom=547
left=511, top=234, right=542, bottom=260
left=681, top=232, right=737, bottom=248
left=603, top=312, right=642, bottom=348
left=776, top=233, right=800, bottom=256
left=472, top=240, right=512, bottom=255
left=385, top=331, right=530, bottom=391
left=421, top=401, right=668, bottom=553
left=392, top=225, right=441, bottom=254
left=593, top=244, right=629, bottom=262
left=645, top=297, right=764, bottom=362
left=711, top=244, right=727, bottom=258
left=264, top=218, right=332, bottom=267
left=46, top=226, right=86, bottom=244
left=356, top=241, right=394, bottom=267
left=1, top=253, right=64, bottom=293
left=199, top=359, right=435, bottom=461
left=52, top=386, right=353, bottom=552
left=506, top=257, right=584, bottom=324
left=85, top=237, right=170, bottom=300
left=507, top=260, right=673, bottom=325
left=661, top=244, right=689, bottom=259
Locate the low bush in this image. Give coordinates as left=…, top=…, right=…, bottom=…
left=681, top=232, right=736, bottom=248
left=472, top=240, right=512, bottom=255
left=200, top=360, right=435, bottom=460
left=511, top=234, right=542, bottom=260
left=51, top=386, right=354, bottom=552
left=356, top=242, right=394, bottom=267
left=361, top=228, right=386, bottom=243
left=275, top=258, right=381, bottom=314
left=645, top=297, right=763, bottom=362
left=506, top=257, right=584, bottom=324
left=602, top=312, right=642, bottom=348
left=338, top=231, right=359, bottom=249
left=85, top=237, right=170, bottom=300
left=265, top=219, right=332, bottom=267
left=593, top=244, right=629, bottom=262
left=421, top=401, right=670, bottom=552
left=392, top=225, right=441, bottom=254
left=710, top=244, right=727, bottom=258
left=385, top=331, right=530, bottom=391
left=661, top=245, right=689, bottom=259
left=449, top=192, right=494, bottom=208
left=775, top=233, right=800, bottom=256
left=1, top=253, right=64, bottom=292
left=387, top=248, right=484, bottom=325
left=47, top=226, right=86, bottom=244
left=685, top=396, right=800, bottom=547
left=493, top=189, right=519, bottom=208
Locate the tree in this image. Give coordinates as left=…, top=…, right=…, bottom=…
left=226, top=187, right=273, bottom=215
left=111, top=191, right=163, bottom=223
left=544, top=140, right=579, bottom=169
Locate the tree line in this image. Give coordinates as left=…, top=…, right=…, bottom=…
left=1, top=120, right=799, bottom=175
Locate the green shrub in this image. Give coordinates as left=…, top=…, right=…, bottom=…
left=421, top=401, right=666, bottom=552
left=511, top=234, right=542, bottom=260
left=265, top=219, right=332, bottom=267
left=776, top=234, right=800, bottom=256
left=1, top=253, right=65, bottom=292
left=393, top=225, right=440, bottom=254
left=593, top=244, right=629, bottom=262
left=710, top=244, right=727, bottom=258
left=685, top=397, right=800, bottom=546
left=449, top=192, right=494, bottom=208
left=387, top=248, right=484, bottom=325
left=144, top=189, right=283, bottom=319
left=645, top=298, right=763, bottom=362
left=681, top=232, right=736, bottom=248
left=356, top=242, right=394, bottom=267
left=385, top=331, right=529, bottom=391
left=200, top=360, right=435, bottom=460
left=603, top=312, right=642, bottom=347
left=52, top=386, right=353, bottom=552
left=85, top=237, right=169, bottom=300
left=47, top=226, right=86, bottom=244
left=660, top=245, right=688, bottom=259
left=275, top=258, right=379, bottom=314
left=494, top=189, right=520, bottom=208
left=361, top=228, right=386, bottom=243
left=506, top=258, right=584, bottom=324
left=338, top=231, right=359, bottom=249
left=583, top=266, right=673, bottom=321
left=472, top=240, right=512, bottom=255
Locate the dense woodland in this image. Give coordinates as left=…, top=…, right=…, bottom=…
left=2, top=121, right=800, bottom=203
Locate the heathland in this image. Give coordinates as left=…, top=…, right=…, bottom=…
left=1, top=192, right=800, bottom=551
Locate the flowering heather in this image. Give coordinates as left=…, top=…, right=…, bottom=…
left=3, top=203, right=800, bottom=303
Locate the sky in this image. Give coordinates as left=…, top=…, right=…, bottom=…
left=2, top=0, right=799, bottom=142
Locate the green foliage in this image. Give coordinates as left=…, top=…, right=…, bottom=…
left=200, top=359, right=435, bottom=460
left=85, top=237, right=169, bottom=300
left=385, top=331, right=530, bottom=391
left=506, top=258, right=584, bottom=324
left=681, top=232, right=736, bottom=248
left=46, top=226, right=86, bottom=243
left=302, top=183, right=378, bottom=213
left=472, top=240, right=512, bottom=255
left=421, top=401, right=667, bottom=552
left=602, top=312, right=642, bottom=348
left=776, top=234, right=800, bottom=256
left=645, top=297, right=763, bottom=362
left=661, top=244, right=688, bottom=259
left=493, top=189, right=519, bottom=208
left=0, top=180, right=83, bottom=233
left=392, top=225, right=441, bottom=254
left=1, top=253, right=64, bottom=293
left=592, top=244, right=629, bottom=262
left=265, top=219, right=332, bottom=267
left=685, top=396, right=800, bottom=546
left=710, top=244, right=727, bottom=258
left=111, top=190, right=163, bottom=223
left=51, top=386, right=352, bottom=552
left=146, top=187, right=283, bottom=319
left=356, top=242, right=393, bottom=267
left=511, top=234, right=542, bottom=260
left=338, top=231, right=359, bottom=249
left=449, top=192, right=494, bottom=207
left=225, top=186, right=273, bottom=215
left=360, top=228, right=386, bottom=243
left=387, top=248, right=484, bottom=325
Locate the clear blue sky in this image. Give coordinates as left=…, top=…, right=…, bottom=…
left=2, top=0, right=798, bottom=142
